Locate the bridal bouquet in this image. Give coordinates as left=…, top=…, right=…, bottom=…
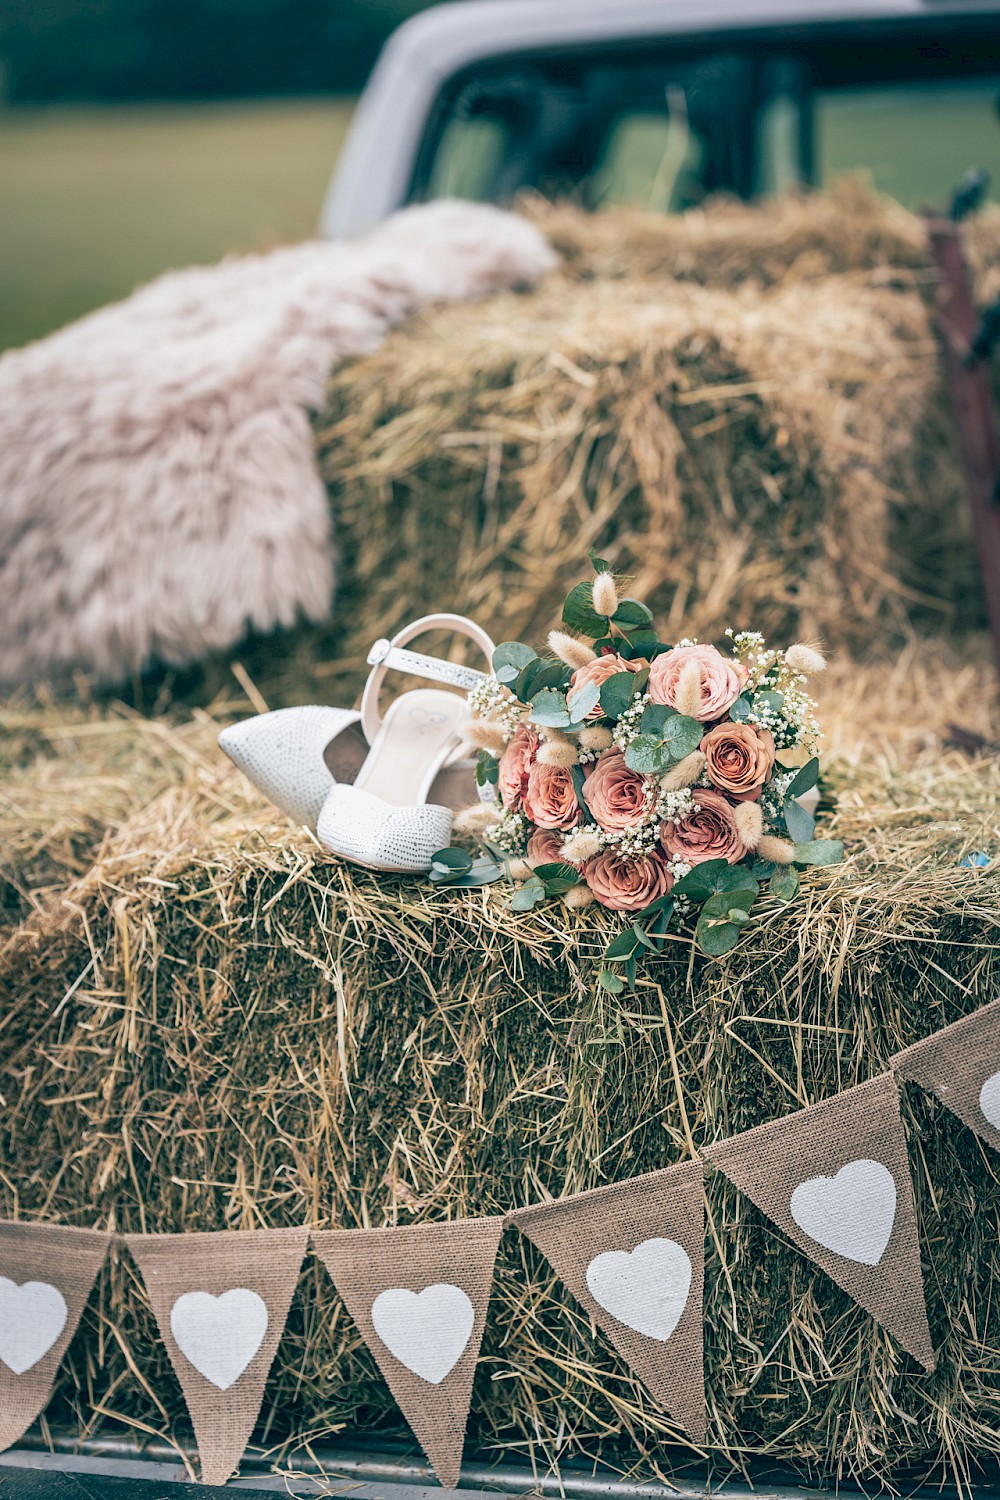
left=433, top=557, right=843, bottom=990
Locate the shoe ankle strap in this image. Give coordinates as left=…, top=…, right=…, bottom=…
left=361, top=613, right=495, bottom=743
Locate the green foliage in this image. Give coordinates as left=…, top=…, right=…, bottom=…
left=599, top=672, right=639, bottom=720
left=429, top=848, right=504, bottom=888
left=793, top=839, right=845, bottom=866
left=561, top=582, right=607, bottom=638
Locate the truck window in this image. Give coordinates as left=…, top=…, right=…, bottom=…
left=410, top=24, right=1000, bottom=213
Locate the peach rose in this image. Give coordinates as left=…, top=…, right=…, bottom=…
left=647, top=644, right=745, bottom=722
left=701, top=722, right=775, bottom=799
left=583, top=748, right=649, bottom=832
left=523, top=762, right=581, bottom=831
left=569, top=652, right=643, bottom=719
left=498, top=723, right=538, bottom=810
left=660, top=788, right=747, bottom=865
left=527, top=828, right=566, bottom=866
left=585, top=849, right=674, bottom=912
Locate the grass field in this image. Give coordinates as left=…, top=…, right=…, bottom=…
left=0, top=100, right=354, bottom=352
left=1, top=84, right=998, bottom=353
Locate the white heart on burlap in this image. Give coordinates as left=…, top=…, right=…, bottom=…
left=170, top=1288, right=268, bottom=1391
left=585, top=1238, right=692, bottom=1342
left=0, top=1278, right=68, bottom=1375
left=979, top=1070, right=1000, bottom=1129
left=371, top=1283, right=474, bottom=1385
left=790, top=1159, right=896, bottom=1266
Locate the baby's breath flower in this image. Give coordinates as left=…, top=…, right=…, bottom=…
left=467, top=678, right=526, bottom=741
left=611, top=691, right=649, bottom=751
left=655, top=786, right=697, bottom=824
left=485, top=808, right=528, bottom=855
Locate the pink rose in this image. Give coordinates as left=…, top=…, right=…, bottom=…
left=523, top=763, right=581, bottom=831
left=647, top=644, right=745, bottom=722
left=583, top=748, right=649, bottom=832
left=584, top=849, right=674, bottom=912
left=660, top=788, right=747, bottom=865
left=701, top=722, right=775, bottom=799
left=498, top=723, right=538, bottom=810
left=527, top=828, right=566, bottom=866
left=569, top=653, right=643, bottom=719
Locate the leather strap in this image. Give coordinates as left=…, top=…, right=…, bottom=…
left=361, top=613, right=495, bottom=744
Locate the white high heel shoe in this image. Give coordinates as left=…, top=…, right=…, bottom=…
left=218, top=705, right=368, bottom=832
left=316, top=614, right=495, bottom=873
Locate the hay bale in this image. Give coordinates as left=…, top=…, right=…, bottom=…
left=0, top=643, right=998, bottom=1484
left=306, top=184, right=1000, bottom=717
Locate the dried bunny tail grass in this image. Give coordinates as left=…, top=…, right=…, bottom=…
left=561, top=829, right=604, bottom=865
left=592, top=573, right=619, bottom=618
left=562, top=884, right=596, bottom=909
left=462, top=720, right=507, bottom=756
left=548, top=631, right=596, bottom=670
left=537, top=738, right=580, bottom=769
left=659, top=751, right=706, bottom=791
left=734, top=802, right=764, bottom=849
left=453, top=803, right=499, bottom=835
left=506, top=858, right=535, bottom=882
left=785, top=642, right=827, bottom=675
left=757, top=834, right=797, bottom=864
left=578, top=725, right=614, bottom=752
left=674, top=661, right=704, bottom=719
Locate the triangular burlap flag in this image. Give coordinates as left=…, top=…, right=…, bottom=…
left=126, top=1226, right=308, bottom=1485
left=893, top=998, right=1000, bottom=1152
left=511, top=1161, right=705, bottom=1442
left=706, top=1073, right=933, bottom=1369
left=0, top=1221, right=111, bottom=1450
left=312, top=1218, right=504, bottom=1488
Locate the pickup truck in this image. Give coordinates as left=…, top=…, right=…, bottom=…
left=322, top=0, right=1000, bottom=236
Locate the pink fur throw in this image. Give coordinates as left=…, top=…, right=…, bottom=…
left=0, top=202, right=556, bottom=687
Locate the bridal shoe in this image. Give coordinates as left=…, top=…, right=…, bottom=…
left=219, top=705, right=368, bottom=831
left=316, top=614, right=495, bottom=872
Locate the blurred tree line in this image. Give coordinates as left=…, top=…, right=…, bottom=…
left=0, top=0, right=430, bottom=102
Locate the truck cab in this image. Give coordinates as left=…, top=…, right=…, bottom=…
left=322, top=0, right=1000, bottom=236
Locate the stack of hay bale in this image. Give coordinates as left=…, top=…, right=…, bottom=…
left=0, top=182, right=999, bottom=1487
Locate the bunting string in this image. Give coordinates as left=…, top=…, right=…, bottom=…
left=1, top=996, right=999, bottom=1486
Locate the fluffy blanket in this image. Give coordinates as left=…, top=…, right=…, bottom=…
left=0, top=202, right=555, bottom=687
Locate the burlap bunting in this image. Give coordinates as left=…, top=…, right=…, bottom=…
left=512, top=1160, right=705, bottom=1441
left=312, top=1218, right=504, bottom=1488
left=893, top=998, right=1000, bottom=1153
left=706, top=1073, right=934, bottom=1369
left=125, top=1226, right=308, bottom=1485
left=0, top=1221, right=111, bottom=1451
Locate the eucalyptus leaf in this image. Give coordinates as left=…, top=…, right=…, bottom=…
left=756, top=690, right=784, bottom=713
left=783, top=799, right=816, bottom=843
left=793, top=839, right=845, bottom=866
left=430, top=847, right=473, bottom=873
left=534, top=862, right=581, bottom=896
left=673, top=860, right=757, bottom=903
left=696, top=912, right=747, bottom=956
left=769, top=865, right=799, bottom=902
left=444, top=857, right=505, bottom=888
left=604, top=928, right=643, bottom=961
left=662, top=714, right=703, bottom=761
left=589, top=549, right=611, bottom=573
left=729, top=696, right=753, bottom=723
left=786, top=756, right=820, bottom=799
left=701, top=888, right=756, bottom=920
left=510, top=876, right=547, bottom=912
left=599, top=672, right=639, bottom=720
left=476, top=752, right=499, bottom=787
left=567, top=680, right=601, bottom=721
left=529, top=689, right=572, bottom=728
left=627, top=631, right=662, bottom=657
left=612, top=598, right=654, bottom=631
left=640, top=702, right=676, bottom=736
left=624, top=735, right=670, bottom=775
left=598, top=969, right=625, bottom=994
left=562, top=582, right=607, bottom=637
left=493, top=642, right=537, bottom=685
left=518, top=657, right=567, bottom=701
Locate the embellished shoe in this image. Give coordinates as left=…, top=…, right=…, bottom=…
left=316, top=614, right=495, bottom=872
left=218, top=705, right=369, bottom=832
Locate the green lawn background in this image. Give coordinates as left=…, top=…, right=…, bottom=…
left=1, top=84, right=999, bottom=354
